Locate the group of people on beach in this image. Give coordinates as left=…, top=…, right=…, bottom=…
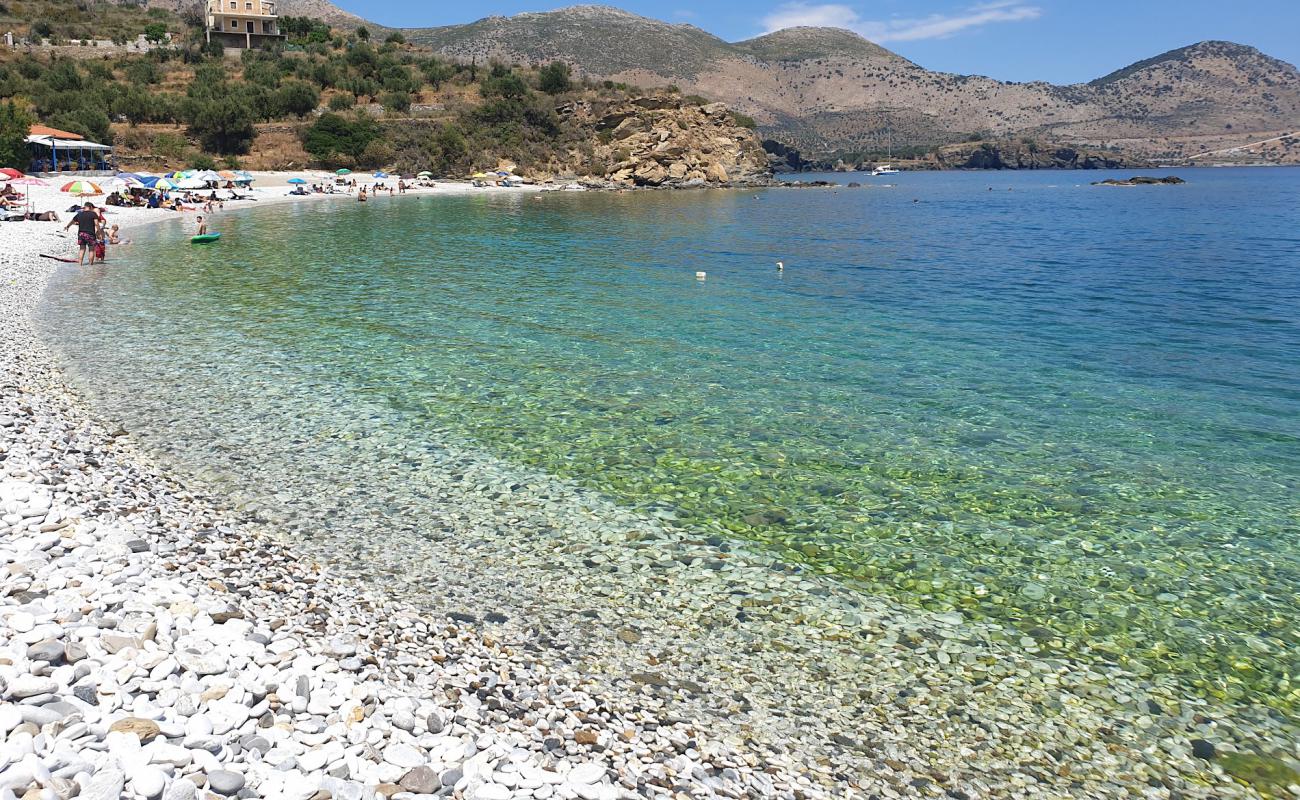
left=63, top=201, right=125, bottom=265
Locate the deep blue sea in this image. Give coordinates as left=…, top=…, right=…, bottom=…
left=42, top=168, right=1300, bottom=714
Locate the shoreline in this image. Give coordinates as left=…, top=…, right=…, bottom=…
left=4, top=177, right=1298, bottom=800
left=2, top=182, right=828, bottom=800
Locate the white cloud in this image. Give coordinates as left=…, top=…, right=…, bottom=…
left=760, top=1, right=1042, bottom=43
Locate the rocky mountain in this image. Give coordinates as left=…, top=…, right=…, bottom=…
left=152, top=0, right=1300, bottom=163
left=387, top=5, right=1300, bottom=163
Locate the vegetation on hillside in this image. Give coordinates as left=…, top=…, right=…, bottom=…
left=0, top=8, right=664, bottom=175
left=0, top=0, right=179, bottom=45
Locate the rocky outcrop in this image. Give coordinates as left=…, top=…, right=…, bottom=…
left=555, top=95, right=772, bottom=187
left=1092, top=175, right=1186, bottom=186
left=761, top=139, right=811, bottom=172
left=931, top=141, right=1145, bottom=170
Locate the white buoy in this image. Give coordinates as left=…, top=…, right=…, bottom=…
left=776, top=261, right=784, bottom=271
left=696, top=271, right=707, bottom=280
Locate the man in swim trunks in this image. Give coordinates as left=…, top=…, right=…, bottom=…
left=63, top=202, right=99, bottom=265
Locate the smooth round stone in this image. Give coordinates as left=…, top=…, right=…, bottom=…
left=131, top=766, right=167, bottom=799
left=381, top=743, right=425, bottom=769
left=567, top=763, right=606, bottom=785
left=27, top=639, right=65, bottom=663
left=206, top=769, right=246, bottom=796
left=7, top=675, right=57, bottom=698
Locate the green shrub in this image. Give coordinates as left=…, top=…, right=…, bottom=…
left=143, top=23, right=168, bottom=43
left=380, top=90, right=410, bottom=113
left=276, top=80, right=320, bottom=118
left=124, top=60, right=161, bottom=86
left=302, top=111, right=378, bottom=164
left=183, top=89, right=257, bottom=154
left=537, top=62, right=572, bottom=95
left=480, top=64, right=529, bottom=100
left=153, top=131, right=188, bottom=159
left=328, top=93, right=355, bottom=111
left=0, top=100, right=35, bottom=171
left=192, top=152, right=217, bottom=170
left=731, top=111, right=757, bottom=129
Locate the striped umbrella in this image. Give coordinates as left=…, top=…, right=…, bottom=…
left=154, top=178, right=179, bottom=191
left=60, top=180, right=103, bottom=196
left=0, top=167, right=22, bottom=179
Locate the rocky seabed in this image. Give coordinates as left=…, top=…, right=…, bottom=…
left=4, top=202, right=1299, bottom=800
left=0, top=215, right=824, bottom=800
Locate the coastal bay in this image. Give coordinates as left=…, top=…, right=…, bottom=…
left=4, top=169, right=1300, bottom=799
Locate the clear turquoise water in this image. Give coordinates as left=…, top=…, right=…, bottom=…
left=43, top=170, right=1300, bottom=712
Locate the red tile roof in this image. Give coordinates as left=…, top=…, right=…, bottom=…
left=30, top=124, right=84, bottom=140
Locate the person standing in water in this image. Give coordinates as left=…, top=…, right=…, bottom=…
left=63, top=202, right=99, bottom=265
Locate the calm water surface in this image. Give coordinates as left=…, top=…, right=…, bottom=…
left=43, top=169, right=1300, bottom=714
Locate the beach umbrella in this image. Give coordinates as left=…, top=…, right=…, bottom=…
left=0, top=167, right=22, bottom=179
left=417, top=171, right=432, bottom=178
left=101, top=176, right=140, bottom=190
left=8, top=176, right=48, bottom=213
left=115, top=172, right=146, bottom=183
left=195, top=170, right=222, bottom=182
left=138, top=176, right=160, bottom=188
left=287, top=178, right=308, bottom=184
left=154, top=178, right=179, bottom=191
left=217, top=170, right=237, bottom=179
left=60, top=180, right=103, bottom=196
left=372, top=171, right=389, bottom=178
left=176, top=178, right=207, bottom=190
left=336, top=168, right=352, bottom=175
left=235, top=170, right=254, bottom=180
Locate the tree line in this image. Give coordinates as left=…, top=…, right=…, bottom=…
left=0, top=14, right=601, bottom=175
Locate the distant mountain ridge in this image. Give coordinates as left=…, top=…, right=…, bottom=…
left=229, top=2, right=1300, bottom=161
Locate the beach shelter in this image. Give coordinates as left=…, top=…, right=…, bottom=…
left=0, top=167, right=22, bottom=179
left=176, top=177, right=207, bottom=190
left=417, top=171, right=432, bottom=178
left=24, top=125, right=114, bottom=172
left=60, top=180, right=103, bottom=196
left=373, top=171, right=389, bottom=178
left=287, top=178, right=307, bottom=184
left=336, top=168, right=352, bottom=176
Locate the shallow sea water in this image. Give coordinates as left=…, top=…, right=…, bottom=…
left=40, top=169, right=1300, bottom=785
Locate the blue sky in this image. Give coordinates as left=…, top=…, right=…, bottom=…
left=332, top=0, right=1300, bottom=84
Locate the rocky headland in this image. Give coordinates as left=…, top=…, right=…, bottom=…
left=552, top=95, right=772, bottom=188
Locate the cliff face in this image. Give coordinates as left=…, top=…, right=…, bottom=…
left=553, top=95, right=772, bottom=187
left=929, top=141, right=1143, bottom=170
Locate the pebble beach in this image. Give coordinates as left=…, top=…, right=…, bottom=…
left=3, top=177, right=1299, bottom=800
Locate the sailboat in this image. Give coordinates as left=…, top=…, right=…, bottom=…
left=871, top=164, right=901, bottom=176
